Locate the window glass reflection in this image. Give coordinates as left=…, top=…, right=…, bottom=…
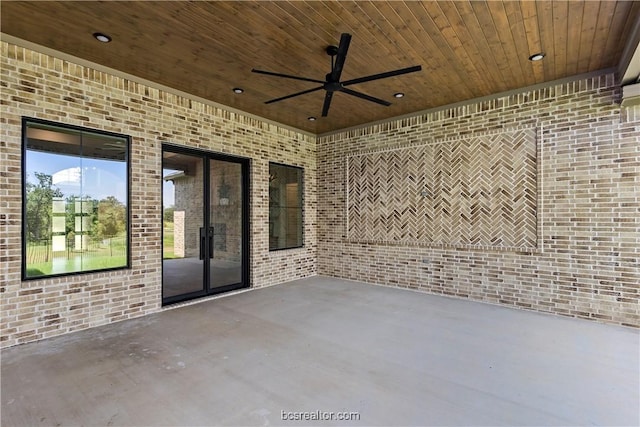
left=24, top=120, right=129, bottom=278
left=269, top=163, right=303, bottom=250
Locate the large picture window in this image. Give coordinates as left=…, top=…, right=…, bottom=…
left=269, top=163, right=303, bottom=251
left=22, top=118, right=130, bottom=279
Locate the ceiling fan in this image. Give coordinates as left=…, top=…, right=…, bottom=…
left=252, top=33, right=422, bottom=117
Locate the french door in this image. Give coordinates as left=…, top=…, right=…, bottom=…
left=162, top=145, right=249, bottom=305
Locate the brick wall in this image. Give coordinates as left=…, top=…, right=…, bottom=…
left=0, top=42, right=317, bottom=347
left=1, top=40, right=638, bottom=349
left=318, top=74, right=640, bottom=327
left=345, top=128, right=537, bottom=249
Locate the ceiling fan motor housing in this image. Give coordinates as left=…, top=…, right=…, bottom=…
left=326, top=45, right=339, bottom=56
left=324, top=76, right=343, bottom=91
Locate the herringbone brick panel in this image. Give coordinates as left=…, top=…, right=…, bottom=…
left=347, top=129, right=537, bottom=249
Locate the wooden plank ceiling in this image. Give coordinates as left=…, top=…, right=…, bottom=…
left=2, top=1, right=639, bottom=134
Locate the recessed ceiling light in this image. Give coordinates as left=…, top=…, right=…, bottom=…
left=93, top=32, right=112, bottom=43
left=394, top=92, right=405, bottom=98
left=232, top=87, right=244, bottom=94
left=529, top=52, right=545, bottom=61
left=307, top=116, right=317, bottom=121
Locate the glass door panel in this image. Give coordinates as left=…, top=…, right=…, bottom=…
left=162, top=145, right=248, bottom=305
left=209, top=160, right=243, bottom=289
left=162, top=151, right=206, bottom=299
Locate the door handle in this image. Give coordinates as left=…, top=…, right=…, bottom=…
left=209, top=226, right=214, bottom=259
left=199, top=227, right=206, bottom=260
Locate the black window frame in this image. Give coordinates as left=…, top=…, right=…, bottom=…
left=268, top=162, right=304, bottom=251
left=21, top=117, right=131, bottom=280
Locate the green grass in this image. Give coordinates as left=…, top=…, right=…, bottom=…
left=26, top=267, right=46, bottom=277
left=27, top=255, right=127, bottom=277
left=163, top=225, right=177, bottom=259
left=25, top=228, right=182, bottom=276
left=25, top=236, right=127, bottom=277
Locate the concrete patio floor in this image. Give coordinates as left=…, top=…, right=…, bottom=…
left=2, top=276, right=639, bottom=426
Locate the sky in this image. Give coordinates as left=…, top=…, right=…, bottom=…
left=27, top=150, right=127, bottom=203
left=163, top=175, right=175, bottom=208
left=26, top=149, right=184, bottom=209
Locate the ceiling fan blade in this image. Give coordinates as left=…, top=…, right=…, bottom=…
left=252, top=68, right=325, bottom=84
left=265, top=86, right=324, bottom=104
left=321, top=91, right=334, bottom=117
left=340, top=87, right=391, bottom=106
left=330, top=33, right=352, bottom=82
left=342, top=65, right=422, bottom=86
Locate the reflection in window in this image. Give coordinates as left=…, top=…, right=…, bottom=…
left=23, top=118, right=129, bottom=278
left=269, top=163, right=303, bottom=250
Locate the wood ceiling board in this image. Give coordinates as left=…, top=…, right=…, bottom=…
left=504, top=1, right=539, bottom=86
left=438, top=1, right=498, bottom=95
left=427, top=1, right=489, bottom=98
left=486, top=1, right=527, bottom=89
left=575, top=2, right=600, bottom=75
left=605, top=2, right=634, bottom=68
left=421, top=4, right=481, bottom=102
left=565, top=1, right=586, bottom=77
left=1, top=1, right=638, bottom=135
left=387, top=3, right=468, bottom=105
left=530, top=1, right=558, bottom=81
left=519, top=1, right=544, bottom=84
left=592, top=1, right=619, bottom=71
left=360, top=2, right=445, bottom=104
left=468, top=1, right=520, bottom=93
left=551, top=1, right=569, bottom=78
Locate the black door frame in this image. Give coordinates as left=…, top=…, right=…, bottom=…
left=161, top=144, right=250, bottom=305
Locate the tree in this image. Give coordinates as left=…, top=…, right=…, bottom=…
left=25, top=172, right=62, bottom=242
left=163, top=206, right=175, bottom=224
left=93, top=196, right=126, bottom=240
left=65, top=195, right=77, bottom=238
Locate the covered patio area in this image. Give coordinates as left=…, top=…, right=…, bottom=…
left=2, top=277, right=638, bottom=426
